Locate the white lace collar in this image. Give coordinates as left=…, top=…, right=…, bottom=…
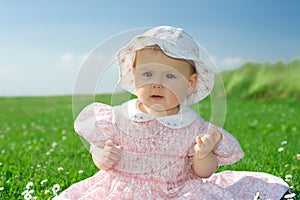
left=118, top=99, right=198, bottom=129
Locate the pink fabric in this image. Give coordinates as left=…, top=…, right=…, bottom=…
left=54, top=103, right=289, bottom=200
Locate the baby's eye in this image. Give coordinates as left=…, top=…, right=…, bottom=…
left=142, top=72, right=153, bottom=77
left=166, top=74, right=176, bottom=79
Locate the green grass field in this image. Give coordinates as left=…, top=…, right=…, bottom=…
left=0, top=60, right=299, bottom=199
left=0, top=95, right=299, bottom=199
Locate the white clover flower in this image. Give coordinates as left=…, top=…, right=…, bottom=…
left=281, top=141, right=288, bottom=145
left=62, top=136, right=67, bottom=140
left=278, top=147, right=284, bottom=152
left=52, top=142, right=58, bottom=148
left=297, top=154, right=300, bottom=160
left=285, top=174, right=293, bottom=181
left=57, top=167, right=64, bottom=173
left=26, top=182, right=33, bottom=189
left=45, top=189, right=50, bottom=194
left=40, top=179, right=47, bottom=185
left=52, top=184, right=61, bottom=195
left=284, top=193, right=296, bottom=199
left=285, top=164, right=290, bottom=168
left=0, top=162, right=3, bottom=166
left=285, top=174, right=292, bottom=179
left=253, top=192, right=260, bottom=200
left=280, top=124, right=286, bottom=130
left=78, top=170, right=83, bottom=174
left=0, top=186, right=4, bottom=191
left=24, top=193, right=32, bottom=200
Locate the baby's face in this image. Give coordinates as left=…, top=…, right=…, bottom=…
left=134, top=48, right=197, bottom=115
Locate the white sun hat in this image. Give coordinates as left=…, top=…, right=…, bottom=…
left=117, top=26, right=215, bottom=104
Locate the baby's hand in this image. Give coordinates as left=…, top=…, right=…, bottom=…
left=194, top=125, right=222, bottom=159
left=91, top=140, right=123, bottom=169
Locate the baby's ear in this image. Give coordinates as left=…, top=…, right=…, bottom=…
left=186, top=73, right=198, bottom=95
left=189, top=73, right=198, bottom=89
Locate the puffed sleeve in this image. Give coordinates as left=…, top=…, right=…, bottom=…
left=188, top=120, right=244, bottom=166
left=213, top=126, right=244, bottom=166
left=74, top=103, right=116, bottom=149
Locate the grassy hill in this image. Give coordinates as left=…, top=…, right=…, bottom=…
left=92, top=59, right=300, bottom=103
left=221, top=59, right=300, bottom=100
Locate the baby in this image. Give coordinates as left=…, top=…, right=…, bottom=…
left=55, top=26, right=289, bottom=200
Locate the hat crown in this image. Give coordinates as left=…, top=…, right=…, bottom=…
left=140, top=26, right=200, bottom=60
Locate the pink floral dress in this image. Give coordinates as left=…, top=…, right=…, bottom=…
left=54, top=99, right=289, bottom=200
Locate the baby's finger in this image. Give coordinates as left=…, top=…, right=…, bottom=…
left=196, top=135, right=203, bottom=146
left=207, top=125, right=218, bottom=135
left=105, top=139, right=117, bottom=146
left=115, top=145, right=124, bottom=155
left=105, top=151, right=121, bottom=162
left=203, top=135, right=214, bottom=146
left=116, top=145, right=124, bottom=150
left=103, top=148, right=120, bottom=160
left=102, top=156, right=115, bottom=167
left=109, top=145, right=123, bottom=155
left=207, top=126, right=222, bottom=142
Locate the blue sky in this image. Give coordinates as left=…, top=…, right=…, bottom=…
left=1, top=0, right=300, bottom=96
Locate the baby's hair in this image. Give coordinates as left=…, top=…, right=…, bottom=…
left=133, top=45, right=197, bottom=75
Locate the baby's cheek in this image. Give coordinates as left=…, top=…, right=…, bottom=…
left=166, top=83, right=189, bottom=101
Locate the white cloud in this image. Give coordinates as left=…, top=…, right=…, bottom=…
left=72, top=51, right=123, bottom=94
left=219, top=57, right=245, bottom=71
left=60, top=52, right=75, bottom=62
left=54, top=52, right=84, bottom=69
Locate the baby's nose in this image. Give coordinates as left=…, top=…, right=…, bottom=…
left=151, top=83, right=162, bottom=89
left=151, top=74, right=164, bottom=88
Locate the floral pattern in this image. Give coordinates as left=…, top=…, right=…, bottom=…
left=54, top=102, right=289, bottom=200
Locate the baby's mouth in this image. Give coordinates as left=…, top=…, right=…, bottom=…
left=150, top=95, right=164, bottom=100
